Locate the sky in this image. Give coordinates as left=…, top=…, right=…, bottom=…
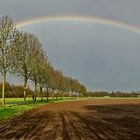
left=0, top=0, right=140, bottom=92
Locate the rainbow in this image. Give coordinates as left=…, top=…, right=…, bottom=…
left=16, top=16, right=140, bottom=34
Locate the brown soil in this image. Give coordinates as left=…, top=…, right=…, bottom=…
left=0, top=98, right=140, bottom=140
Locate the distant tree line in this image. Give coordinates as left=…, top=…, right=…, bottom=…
left=0, top=16, right=87, bottom=106
left=87, top=91, right=140, bottom=97
left=0, top=82, right=33, bottom=98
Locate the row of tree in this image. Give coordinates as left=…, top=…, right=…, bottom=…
left=0, top=82, right=33, bottom=98
left=0, top=16, right=87, bottom=106
left=87, top=91, right=140, bottom=97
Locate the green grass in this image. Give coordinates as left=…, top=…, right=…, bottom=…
left=0, top=104, right=33, bottom=121
left=0, top=100, right=48, bottom=121
left=0, top=97, right=78, bottom=105
left=0, top=97, right=36, bottom=105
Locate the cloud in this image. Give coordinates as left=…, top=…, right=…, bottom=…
left=1, top=0, right=140, bottom=91
left=18, top=22, right=140, bottom=91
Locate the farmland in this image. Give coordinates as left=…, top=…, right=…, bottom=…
left=0, top=98, right=140, bottom=140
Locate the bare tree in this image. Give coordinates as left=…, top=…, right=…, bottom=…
left=37, top=56, right=48, bottom=101
left=29, top=42, right=45, bottom=101
left=0, top=16, right=19, bottom=106
left=47, top=65, right=56, bottom=100
left=11, top=33, right=40, bottom=102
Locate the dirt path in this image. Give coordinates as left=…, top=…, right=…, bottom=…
left=0, top=99, right=140, bottom=140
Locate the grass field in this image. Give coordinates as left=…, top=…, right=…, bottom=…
left=0, top=97, right=78, bottom=105
left=0, top=96, right=139, bottom=104
left=0, top=98, right=34, bottom=104
left=0, top=104, right=36, bottom=121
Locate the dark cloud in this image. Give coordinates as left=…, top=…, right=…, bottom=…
left=0, top=0, right=140, bottom=25
left=20, top=23, right=140, bottom=91
left=0, top=0, right=140, bottom=91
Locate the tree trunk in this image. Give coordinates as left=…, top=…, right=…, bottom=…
left=53, top=89, right=55, bottom=100
left=78, top=92, right=80, bottom=98
left=56, top=92, right=58, bottom=100
left=2, top=73, right=6, bottom=106
left=34, top=82, right=37, bottom=102
left=40, top=86, right=43, bottom=101
left=72, top=91, right=74, bottom=98
left=60, top=91, right=63, bottom=99
left=23, top=81, right=27, bottom=102
left=47, top=87, right=49, bottom=102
